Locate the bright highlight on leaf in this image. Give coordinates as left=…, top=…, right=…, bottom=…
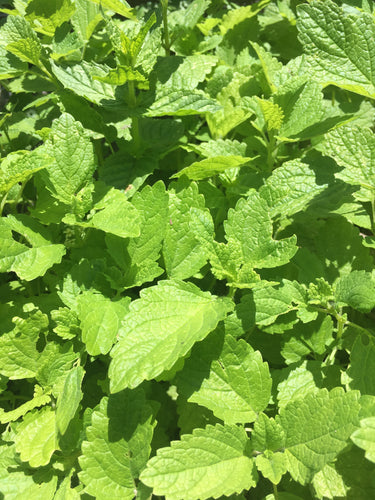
left=109, top=280, right=233, bottom=392
left=297, top=0, right=375, bottom=98
left=140, top=424, right=257, bottom=500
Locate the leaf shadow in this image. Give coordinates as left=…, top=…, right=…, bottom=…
left=175, top=326, right=226, bottom=401
left=107, top=388, right=153, bottom=443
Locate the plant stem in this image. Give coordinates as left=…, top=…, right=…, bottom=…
left=324, top=346, right=337, bottom=366
left=128, top=80, right=140, bottom=154
left=12, top=181, right=26, bottom=208
left=273, top=483, right=279, bottom=500
left=0, top=192, right=9, bottom=216
left=3, top=125, right=11, bottom=144
left=37, top=61, right=55, bottom=82
left=81, top=43, right=87, bottom=61
left=336, top=313, right=345, bottom=340
left=161, top=0, right=170, bottom=56
left=267, top=131, right=277, bottom=171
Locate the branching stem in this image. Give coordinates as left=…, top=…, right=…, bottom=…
left=161, top=0, right=170, bottom=56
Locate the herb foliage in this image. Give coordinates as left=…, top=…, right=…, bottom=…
left=0, top=0, right=375, bottom=498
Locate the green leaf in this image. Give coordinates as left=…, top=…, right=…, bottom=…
left=257, top=98, right=284, bottom=132
left=25, top=0, right=76, bottom=36
left=125, top=181, right=168, bottom=262
left=0, top=45, right=27, bottom=78
left=147, top=89, right=221, bottom=117
left=105, top=181, right=169, bottom=288
left=162, top=182, right=208, bottom=279
left=0, top=149, right=48, bottom=195
left=0, top=215, right=66, bottom=281
left=335, top=271, right=375, bottom=313
left=190, top=208, right=260, bottom=289
left=172, top=0, right=210, bottom=32
left=66, top=186, right=141, bottom=238
left=0, top=15, right=41, bottom=65
left=298, top=217, right=373, bottom=281
left=56, top=365, right=85, bottom=435
left=0, top=465, right=58, bottom=500
left=71, top=0, right=101, bottom=42
left=77, top=292, right=130, bottom=355
left=351, top=417, right=375, bottom=463
left=109, top=280, right=233, bottom=392
left=88, top=0, right=135, bottom=19
left=154, top=55, right=218, bottom=91
left=0, top=311, right=46, bottom=380
left=94, top=65, right=148, bottom=86
left=140, top=424, right=257, bottom=500
left=0, top=385, right=50, bottom=424
left=251, top=41, right=282, bottom=94
left=79, top=389, right=154, bottom=499
left=277, top=388, right=360, bottom=484
left=36, top=342, right=78, bottom=394
left=297, top=0, right=375, bottom=98
left=255, top=452, right=287, bottom=484
left=225, top=190, right=298, bottom=269
left=128, top=12, right=156, bottom=63
left=172, top=155, right=252, bottom=181
left=273, top=77, right=349, bottom=140
left=219, top=1, right=270, bottom=35
left=41, top=113, right=97, bottom=204
left=252, top=413, right=285, bottom=453
left=51, top=307, right=80, bottom=339
left=317, top=124, right=375, bottom=202
left=259, top=160, right=328, bottom=219
left=188, top=138, right=247, bottom=158
left=312, top=464, right=347, bottom=500
left=14, top=406, right=57, bottom=467
left=281, top=315, right=334, bottom=364
left=347, top=335, right=375, bottom=396
left=177, top=330, right=272, bottom=424
left=206, top=75, right=255, bottom=138
left=276, top=361, right=322, bottom=409
left=51, top=23, right=83, bottom=60
left=54, top=476, right=81, bottom=500
left=253, top=280, right=304, bottom=326
left=335, top=446, right=375, bottom=499
left=51, top=61, right=115, bottom=104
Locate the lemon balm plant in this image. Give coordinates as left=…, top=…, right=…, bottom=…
left=0, top=0, right=375, bottom=498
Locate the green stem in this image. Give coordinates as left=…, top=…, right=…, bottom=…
left=81, top=43, right=87, bottom=62
left=12, top=181, right=26, bottom=208
left=0, top=192, right=9, bottom=216
left=336, top=313, right=345, bottom=340
left=128, top=79, right=137, bottom=107
left=27, top=67, right=55, bottom=84
left=3, top=125, right=11, bottom=144
left=266, top=131, right=277, bottom=171
left=37, top=61, right=55, bottom=82
left=273, top=483, right=279, bottom=500
left=331, top=88, right=336, bottom=106
left=324, top=346, right=338, bottom=366
left=161, top=0, right=170, bottom=56
left=128, top=80, right=140, bottom=153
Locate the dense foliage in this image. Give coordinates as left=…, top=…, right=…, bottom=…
left=0, top=0, right=375, bottom=498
